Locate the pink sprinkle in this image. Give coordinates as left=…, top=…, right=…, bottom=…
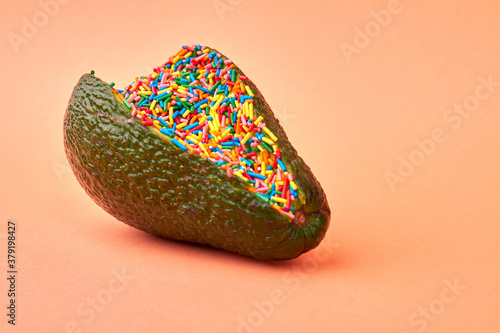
left=256, top=187, right=269, bottom=193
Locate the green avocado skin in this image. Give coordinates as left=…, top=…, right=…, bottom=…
left=64, top=53, right=330, bottom=260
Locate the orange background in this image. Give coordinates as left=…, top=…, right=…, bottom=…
left=1, top=0, right=499, bottom=332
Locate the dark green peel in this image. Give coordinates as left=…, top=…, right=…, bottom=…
left=64, top=47, right=330, bottom=260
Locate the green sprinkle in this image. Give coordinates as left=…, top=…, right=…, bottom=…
left=123, top=100, right=132, bottom=110
left=261, top=142, right=273, bottom=152
left=256, top=193, right=269, bottom=202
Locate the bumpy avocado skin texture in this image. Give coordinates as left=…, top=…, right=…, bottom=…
left=64, top=50, right=330, bottom=260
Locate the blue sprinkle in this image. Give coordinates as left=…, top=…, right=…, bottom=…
left=160, top=128, right=173, bottom=136
left=195, top=86, right=210, bottom=93
left=158, top=118, right=169, bottom=128
left=247, top=172, right=266, bottom=180
left=194, top=99, right=208, bottom=108
left=171, top=139, right=187, bottom=151
left=184, top=122, right=199, bottom=130
left=154, top=91, right=171, bottom=100
left=172, top=111, right=179, bottom=119
left=277, top=158, right=286, bottom=171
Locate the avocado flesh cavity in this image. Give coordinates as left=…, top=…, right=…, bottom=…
left=64, top=46, right=330, bottom=260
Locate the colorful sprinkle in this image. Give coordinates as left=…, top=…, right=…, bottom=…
left=113, top=44, right=298, bottom=218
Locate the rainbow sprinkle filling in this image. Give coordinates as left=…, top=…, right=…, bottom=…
left=111, top=44, right=298, bottom=219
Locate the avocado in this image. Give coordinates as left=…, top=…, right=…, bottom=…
left=64, top=45, right=330, bottom=260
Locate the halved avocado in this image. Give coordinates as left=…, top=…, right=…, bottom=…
left=63, top=45, right=330, bottom=260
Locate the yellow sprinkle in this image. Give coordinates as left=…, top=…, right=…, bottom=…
left=272, top=196, right=287, bottom=204
left=243, top=101, right=248, bottom=116
left=170, top=83, right=178, bottom=89
left=265, top=170, right=273, bottom=175
left=272, top=145, right=278, bottom=151
left=221, top=128, right=231, bottom=138
left=150, top=100, right=157, bottom=111
left=176, top=122, right=187, bottom=129
left=263, top=126, right=278, bottom=141
left=186, top=135, right=198, bottom=144
left=262, top=137, right=274, bottom=145
left=184, top=51, right=193, bottom=59
left=137, top=90, right=151, bottom=95
left=198, top=142, right=210, bottom=157
left=207, top=121, right=216, bottom=132
left=290, top=181, right=298, bottom=191
left=139, top=86, right=146, bottom=91
left=210, top=94, right=224, bottom=113
left=177, top=88, right=188, bottom=95
left=182, top=109, right=190, bottom=118
left=271, top=204, right=281, bottom=211
left=242, top=125, right=249, bottom=132
left=202, top=48, right=210, bottom=54
left=235, top=100, right=240, bottom=109
left=169, top=107, right=173, bottom=123
left=240, top=131, right=254, bottom=145
left=254, top=116, right=264, bottom=126
left=234, top=172, right=247, bottom=181
left=214, top=113, right=221, bottom=130
left=157, top=89, right=169, bottom=95
left=249, top=103, right=254, bottom=120
left=261, top=162, right=266, bottom=175
left=172, top=55, right=181, bottom=64
left=257, top=145, right=264, bottom=152
left=207, top=72, right=215, bottom=79
left=245, top=85, right=254, bottom=96
left=199, top=103, right=207, bottom=109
